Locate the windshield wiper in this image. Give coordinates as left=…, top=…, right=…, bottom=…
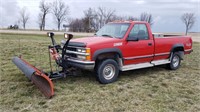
left=101, top=34, right=115, bottom=38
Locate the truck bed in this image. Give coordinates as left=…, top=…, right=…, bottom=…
left=153, top=33, right=182, bottom=38
left=153, top=36, right=192, bottom=60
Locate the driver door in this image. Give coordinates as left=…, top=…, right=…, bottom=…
left=123, top=24, right=154, bottom=65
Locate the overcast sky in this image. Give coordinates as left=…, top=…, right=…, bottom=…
left=0, top=0, right=199, bottom=32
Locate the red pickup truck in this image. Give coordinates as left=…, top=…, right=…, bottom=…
left=65, top=21, right=193, bottom=84
left=12, top=21, right=193, bottom=98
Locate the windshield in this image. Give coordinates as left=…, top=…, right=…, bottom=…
left=95, top=23, right=130, bottom=39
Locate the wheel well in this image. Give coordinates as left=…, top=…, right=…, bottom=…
left=172, top=47, right=184, bottom=52
left=94, top=52, right=121, bottom=69
left=170, top=47, right=184, bottom=60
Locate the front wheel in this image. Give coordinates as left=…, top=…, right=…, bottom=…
left=96, top=59, right=119, bottom=84
left=168, top=52, right=181, bottom=70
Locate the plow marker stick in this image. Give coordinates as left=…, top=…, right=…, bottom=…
left=12, top=57, right=54, bottom=98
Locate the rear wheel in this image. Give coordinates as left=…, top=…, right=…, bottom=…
left=96, top=59, right=119, bottom=84
left=168, top=52, right=181, bottom=70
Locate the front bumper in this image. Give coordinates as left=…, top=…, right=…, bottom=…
left=66, top=58, right=95, bottom=70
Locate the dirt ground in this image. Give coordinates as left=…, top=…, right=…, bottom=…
left=188, top=33, right=200, bottom=42
left=0, top=29, right=94, bottom=37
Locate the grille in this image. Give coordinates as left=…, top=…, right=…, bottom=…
left=66, top=46, right=77, bottom=58
left=67, top=47, right=77, bottom=51
left=66, top=53, right=77, bottom=58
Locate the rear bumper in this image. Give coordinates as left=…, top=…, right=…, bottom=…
left=184, top=49, right=193, bottom=54
left=67, top=58, right=95, bottom=70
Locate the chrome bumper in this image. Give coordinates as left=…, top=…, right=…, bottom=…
left=67, top=58, right=95, bottom=70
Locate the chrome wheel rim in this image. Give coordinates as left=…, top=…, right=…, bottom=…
left=103, top=64, right=115, bottom=80
left=172, top=55, right=179, bottom=67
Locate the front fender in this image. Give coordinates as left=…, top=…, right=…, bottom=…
left=92, top=48, right=123, bottom=60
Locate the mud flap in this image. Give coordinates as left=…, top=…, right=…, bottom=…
left=12, top=57, right=54, bottom=98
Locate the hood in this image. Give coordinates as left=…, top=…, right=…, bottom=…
left=70, top=36, right=120, bottom=47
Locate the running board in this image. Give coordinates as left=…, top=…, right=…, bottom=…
left=121, top=62, right=153, bottom=71
left=121, top=59, right=170, bottom=71
left=151, top=59, right=170, bottom=65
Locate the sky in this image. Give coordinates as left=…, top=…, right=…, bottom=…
left=0, top=0, right=200, bottom=33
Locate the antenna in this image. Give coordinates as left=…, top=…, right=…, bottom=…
left=18, top=36, right=21, bottom=58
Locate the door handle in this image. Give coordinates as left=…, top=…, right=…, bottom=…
left=148, top=43, right=152, bottom=46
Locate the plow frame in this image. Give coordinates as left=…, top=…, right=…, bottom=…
left=12, top=32, right=74, bottom=98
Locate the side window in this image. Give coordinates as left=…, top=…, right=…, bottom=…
left=129, top=24, right=149, bottom=40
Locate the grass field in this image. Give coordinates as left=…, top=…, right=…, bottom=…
left=0, top=33, right=200, bottom=112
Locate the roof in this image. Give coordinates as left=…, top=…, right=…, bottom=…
left=110, top=20, right=147, bottom=24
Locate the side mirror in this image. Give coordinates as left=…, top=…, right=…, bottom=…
left=47, top=32, right=54, bottom=37
left=127, top=36, right=139, bottom=41
left=64, top=33, right=73, bottom=40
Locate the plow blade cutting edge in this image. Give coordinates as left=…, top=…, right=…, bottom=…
left=12, top=57, right=54, bottom=98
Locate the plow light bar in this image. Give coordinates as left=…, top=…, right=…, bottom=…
left=47, top=32, right=54, bottom=37
left=64, top=33, right=73, bottom=40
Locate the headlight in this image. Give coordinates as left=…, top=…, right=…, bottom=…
left=77, top=48, right=86, bottom=53
left=76, top=48, right=91, bottom=61
left=76, top=48, right=90, bottom=53
left=77, top=49, right=82, bottom=52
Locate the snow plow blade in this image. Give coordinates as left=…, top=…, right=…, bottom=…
left=12, top=57, right=54, bottom=98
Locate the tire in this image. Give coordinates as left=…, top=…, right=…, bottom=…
left=168, top=52, right=181, bottom=70
left=96, top=59, right=119, bottom=84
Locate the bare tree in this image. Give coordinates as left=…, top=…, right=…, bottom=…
left=127, top=16, right=138, bottom=21
left=38, top=13, right=43, bottom=30
left=140, top=12, right=153, bottom=26
left=20, top=7, right=30, bottom=30
left=115, top=15, right=138, bottom=21
left=83, top=8, right=97, bottom=32
left=38, top=0, right=51, bottom=31
left=52, top=0, right=69, bottom=31
left=96, top=7, right=116, bottom=28
left=69, top=18, right=84, bottom=32
left=181, top=13, right=195, bottom=35
left=68, top=7, right=115, bottom=32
